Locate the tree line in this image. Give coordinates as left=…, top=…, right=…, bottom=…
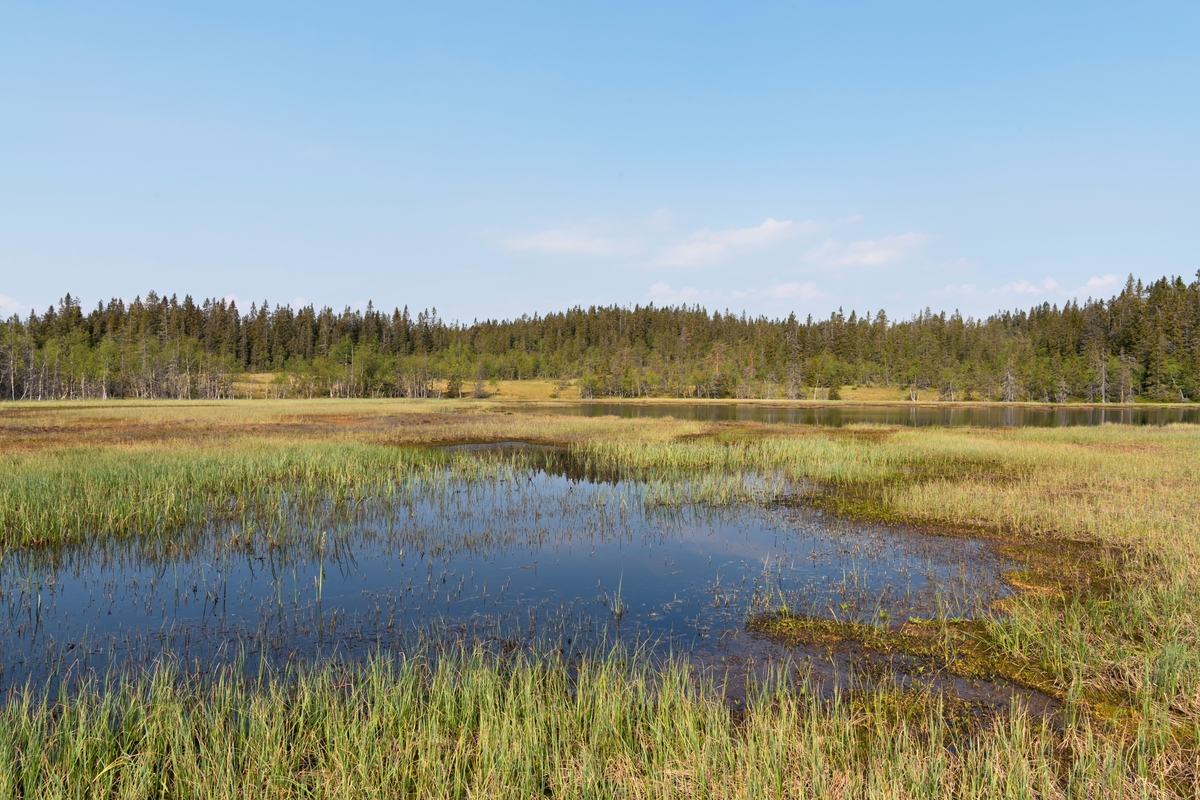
left=2, top=274, right=1198, bottom=403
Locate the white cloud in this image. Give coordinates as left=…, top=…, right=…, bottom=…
left=647, top=281, right=720, bottom=304
left=931, top=277, right=1075, bottom=303
left=501, top=213, right=824, bottom=266
left=998, top=277, right=1058, bottom=295
left=650, top=280, right=823, bottom=306
left=933, top=274, right=1124, bottom=306
left=0, top=293, right=29, bottom=317
left=503, top=228, right=633, bottom=256
left=646, top=208, right=674, bottom=227
left=802, top=233, right=930, bottom=267
left=732, top=282, right=822, bottom=301
left=772, top=282, right=822, bottom=300
left=1071, top=273, right=1121, bottom=297
left=1087, top=274, right=1120, bottom=290
left=653, top=217, right=818, bottom=266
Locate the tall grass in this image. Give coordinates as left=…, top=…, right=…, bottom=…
left=576, top=426, right=1200, bottom=744
left=0, top=647, right=1182, bottom=799
left=0, top=441, right=789, bottom=557
left=3, top=402, right=1200, bottom=793
left=0, top=442, right=521, bottom=550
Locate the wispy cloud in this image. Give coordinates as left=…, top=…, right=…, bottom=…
left=1071, top=273, right=1122, bottom=297
left=503, top=228, right=634, bottom=256
left=653, top=218, right=818, bottom=266
left=933, top=276, right=1088, bottom=303
left=986, top=274, right=1125, bottom=302
left=647, top=281, right=721, bottom=304
left=732, top=282, right=823, bottom=301
left=649, top=280, right=823, bottom=306
left=802, top=233, right=929, bottom=267
left=931, top=283, right=980, bottom=299
left=0, top=293, right=30, bottom=317
left=500, top=213, right=823, bottom=266
left=645, top=208, right=674, bottom=228
left=998, top=277, right=1059, bottom=295
left=499, top=210, right=679, bottom=257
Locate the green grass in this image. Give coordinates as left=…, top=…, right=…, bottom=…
left=1, top=400, right=1199, bottom=795
left=0, top=647, right=1178, bottom=799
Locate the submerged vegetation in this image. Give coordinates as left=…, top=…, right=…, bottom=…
left=3, top=271, right=1200, bottom=401
left=1, top=399, right=1198, bottom=795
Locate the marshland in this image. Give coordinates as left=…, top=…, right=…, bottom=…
left=0, top=398, right=1196, bottom=797
left=9, top=0, right=1200, bottom=793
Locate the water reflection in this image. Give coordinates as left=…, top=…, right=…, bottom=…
left=0, top=464, right=1012, bottom=688
left=513, top=402, right=1199, bottom=427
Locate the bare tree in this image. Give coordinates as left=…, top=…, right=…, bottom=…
left=1001, top=365, right=1019, bottom=402
left=784, top=362, right=804, bottom=400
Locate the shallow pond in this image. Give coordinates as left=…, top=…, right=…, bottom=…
left=505, top=401, right=1200, bottom=427
left=0, top=450, right=1017, bottom=696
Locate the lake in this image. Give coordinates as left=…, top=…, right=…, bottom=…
left=504, top=401, right=1200, bottom=427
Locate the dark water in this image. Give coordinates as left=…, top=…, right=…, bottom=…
left=506, top=401, right=1199, bottom=427
left=0, top=458, right=1014, bottom=691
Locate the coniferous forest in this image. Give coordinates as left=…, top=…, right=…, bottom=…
left=2, top=273, right=1198, bottom=403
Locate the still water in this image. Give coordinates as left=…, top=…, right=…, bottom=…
left=0, top=452, right=1014, bottom=689
left=511, top=401, right=1200, bottom=427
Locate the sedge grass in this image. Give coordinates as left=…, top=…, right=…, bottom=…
left=2, top=400, right=1199, bottom=793
left=1, top=646, right=1187, bottom=799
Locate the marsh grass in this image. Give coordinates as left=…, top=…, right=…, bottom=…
left=1, top=441, right=465, bottom=550
left=2, top=400, right=1200, bottom=794
left=0, top=441, right=788, bottom=560
left=577, top=427, right=1200, bottom=750
left=0, top=646, right=1184, bottom=799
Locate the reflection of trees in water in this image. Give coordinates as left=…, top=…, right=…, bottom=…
left=559, top=402, right=1199, bottom=428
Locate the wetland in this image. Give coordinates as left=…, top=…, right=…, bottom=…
left=0, top=445, right=1016, bottom=697
left=0, top=399, right=1197, bottom=797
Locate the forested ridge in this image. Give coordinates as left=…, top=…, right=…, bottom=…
left=3, top=273, right=1198, bottom=402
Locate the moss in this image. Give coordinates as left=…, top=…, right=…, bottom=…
left=747, top=613, right=911, bottom=653
left=750, top=611, right=1062, bottom=703
left=746, top=524, right=1134, bottom=725
left=993, top=540, right=1122, bottom=599
left=749, top=585, right=1185, bottom=748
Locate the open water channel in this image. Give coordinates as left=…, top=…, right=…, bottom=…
left=503, top=401, right=1200, bottom=427
left=1, top=446, right=1034, bottom=706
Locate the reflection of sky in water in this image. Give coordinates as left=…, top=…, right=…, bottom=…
left=0, top=469, right=1012, bottom=687
left=516, top=401, right=1200, bottom=427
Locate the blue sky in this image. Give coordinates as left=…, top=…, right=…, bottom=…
left=2, top=2, right=1197, bottom=322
